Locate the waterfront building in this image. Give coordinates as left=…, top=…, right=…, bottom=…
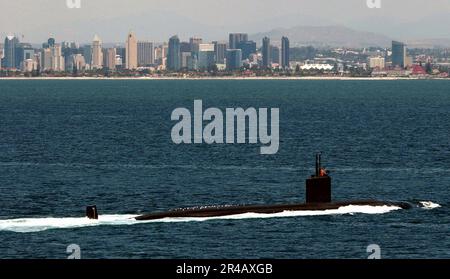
left=237, top=40, right=256, bottom=60
left=392, top=41, right=406, bottom=68
left=168, top=35, right=181, bottom=71
left=91, top=35, right=103, bottom=69
left=126, top=32, right=138, bottom=69
left=281, top=36, right=290, bottom=69
left=262, top=37, right=271, bottom=68
left=213, top=41, right=227, bottom=64
left=198, top=43, right=215, bottom=70
left=137, top=41, right=154, bottom=66
left=226, top=49, right=242, bottom=70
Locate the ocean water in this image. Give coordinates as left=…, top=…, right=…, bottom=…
left=0, top=80, right=449, bottom=259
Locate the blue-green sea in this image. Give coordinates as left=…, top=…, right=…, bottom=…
left=0, top=80, right=449, bottom=258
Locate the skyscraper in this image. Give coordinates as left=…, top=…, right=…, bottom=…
left=40, top=48, right=52, bottom=71
left=91, top=35, right=103, bottom=69
left=392, top=41, right=406, bottom=68
left=229, top=33, right=248, bottom=50
left=281, top=36, right=290, bottom=69
left=237, top=40, right=256, bottom=60
left=271, top=46, right=280, bottom=64
left=137, top=41, right=154, bottom=66
left=213, top=41, right=227, bottom=64
left=262, top=37, right=271, bottom=68
left=126, top=32, right=138, bottom=70
left=189, top=37, right=203, bottom=54
left=51, top=44, right=65, bottom=71
left=198, top=43, right=215, bottom=70
left=3, top=35, right=19, bottom=69
left=226, top=49, right=242, bottom=71
left=168, top=35, right=181, bottom=71
left=105, top=48, right=117, bottom=70
left=82, top=45, right=92, bottom=65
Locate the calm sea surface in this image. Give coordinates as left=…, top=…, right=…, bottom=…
left=0, top=80, right=449, bottom=258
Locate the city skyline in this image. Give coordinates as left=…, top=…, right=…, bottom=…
left=1, top=0, right=450, bottom=44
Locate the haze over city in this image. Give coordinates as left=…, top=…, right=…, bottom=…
left=1, top=0, right=450, bottom=43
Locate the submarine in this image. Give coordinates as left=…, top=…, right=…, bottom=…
left=86, top=154, right=412, bottom=220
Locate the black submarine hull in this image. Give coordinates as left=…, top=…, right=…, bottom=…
left=134, top=200, right=411, bottom=221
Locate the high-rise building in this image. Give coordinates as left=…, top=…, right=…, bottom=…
left=189, top=37, right=203, bottom=54
left=271, top=46, right=280, bottom=64
left=105, top=48, right=117, bottom=70
left=281, top=36, right=290, bottom=69
left=213, top=41, right=227, bottom=64
left=51, top=44, right=65, bottom=71
left=392, top=41, right=406, bottom=68
left=198, top=43, right=215, bottom=70
left=168, top=35, right=181, bottom=71
left=3, top=35, right=19, bottom=69
left=82, top=45, right=92, bottom=65
left=262, top=37, right=271, bottom=68
left=226, top=49, right=242, bottom=70
left=91, top=35, right=103, bottom=69
left=126, top=32, right=138, bottom=69
left=237, top=40, right=256, bottom=60
left=229, top=33, right=248, bottom=50
left=137, top=41, right=154, bottom=67
left=181, top=52, right=191, bottom=69
left=40, top=48, right=52, bottom=71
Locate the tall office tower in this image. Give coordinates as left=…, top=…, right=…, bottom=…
left=104, top=48, right=117, bottom=70
left=198, top=43, right=216, bottom=70
left=15, top=43, right=35, bottom=69
left=51, top=44, right=65, bottom=71
left=281, top=36, right=290, bottom=69
left=271, top=46, right=280, bottom=64
left=189, top=37, right=203, bottom=54
left=137, top=41, right=154, bottom=66
left=229, top=33, right=248, bottom=50
left=40, top=48, right=52, bottom=71
left=226, top=49, right=242, bottom=70
left=262, top=37, right=271, bottom=68
left=213, top=41, right=227, bottom=64
left=126, top=32, right=138, bottom=69
left=3, top=35, right=19, bottom=69
left=392, top=41, right=406, bottom=68
left=82, top=45, right=92, bottom=65
left=237, top=40, right=256, bottom=60
left=91, top=35, right=103, bottom=69
left=168, top=35, right=181, bottom=71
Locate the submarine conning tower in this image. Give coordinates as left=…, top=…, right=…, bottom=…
left=306, top=153, right=332, bottom=203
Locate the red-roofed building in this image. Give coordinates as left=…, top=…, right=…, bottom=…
left=411, top=65, right=427, bottom=76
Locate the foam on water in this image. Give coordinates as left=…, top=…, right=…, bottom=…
left=419, top=201, right=441, bottom=209
left=0, top=205, right=403, bottom=233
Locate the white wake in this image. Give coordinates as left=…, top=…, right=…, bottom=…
left=0, top=205, right=403, bottom=233
left=419, top=201, right=441, bottom=209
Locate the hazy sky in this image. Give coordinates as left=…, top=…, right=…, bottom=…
left=1, top=0, right=449, bottom=43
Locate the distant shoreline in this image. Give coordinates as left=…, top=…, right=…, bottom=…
left=0, top=76, right=447, bottom=81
